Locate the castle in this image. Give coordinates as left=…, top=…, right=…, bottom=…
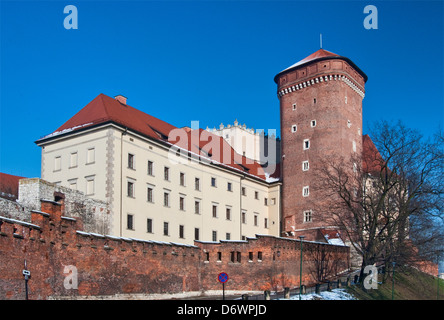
left=30, top=48, right=369, bottom=246
left=0, top=48, right=383, bottom=299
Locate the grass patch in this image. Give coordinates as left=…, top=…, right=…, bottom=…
left=346, top=266, right=444, bottom=300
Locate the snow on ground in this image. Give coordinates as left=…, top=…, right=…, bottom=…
left=283, top=288, right=357, bottom=300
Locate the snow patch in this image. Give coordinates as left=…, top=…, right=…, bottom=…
left=283, top=288, right=357, bottom=300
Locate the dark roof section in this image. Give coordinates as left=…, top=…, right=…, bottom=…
left=274, top=49, right=368, bottom=84
left=0, top=172, right=25, bottom=200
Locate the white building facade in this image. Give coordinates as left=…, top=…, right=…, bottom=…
left=36, top=94, right=281, bottom=245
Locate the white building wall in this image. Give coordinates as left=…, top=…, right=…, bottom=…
left=37, top=124, right=281, bottom=245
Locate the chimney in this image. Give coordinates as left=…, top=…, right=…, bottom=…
left=115, top=95, right=127, bottom=105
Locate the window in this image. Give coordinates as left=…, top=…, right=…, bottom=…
left=226, top=207, right=231, bottom=220
left=226, top=233, right=231, bottom=240
left=254, top=214, right=258, bottom=226
left=147, top=187, right=153, bottom=203
left=127, top=181, right=134, bottom=197
left=347, top=120, right=352, bottom=128
left=70, top=152, right=78, bottom=168
left=237, top=252, right=241, bottom=263
left=179, top=196, right=185, bottom=211
left=264, top=218, right=268, bottom=229
left=180, top=172, right=185, bottom=186
left=249, top=252, right=253, bottom=261
left=304, top=210, right=312, bottom=222
left=255, top=191, right=259, bottom=200
left=303, top=139, right=310, bottom=150
left=127, top=214, right=134, bottom=230
left=195, top=177, right=200, bottom=191
left=179, top=225, right=184, bottom=239
left=241, top=187, right=246, bottom=196
left=147, top=161, right=153, bottom=176
left=227, top=182, right=232, bottom=192
left=258, top=251, right=263, bottom=261
left=147, top=218, right=153, bottom=233
left=54, top=156, right=61, bottom=171
left=314, top=98, right=317, bottom=104
left=211, top=177, right=216, bottom=187
left=194, top=200, right=200, bottom=214
left=302, top=161, right=309, bottom=171
left=217, top=252, right=222, bottom=261
left=194, top=228, right=200, bottom=241
left=68, top=179, right=77, bottom=190
left=303, top=186, right=309, bottom=197
left=292, top=103, right=297, bottom=111
left=264, top=198, right=268, bottom=206
left=352, top=140, right=357, bottom=152
left=212, top=231, right=217, bottom=242
left=345, top=96, right=348, bottom=104
left=163, top=222, right=169, bottom=236
left=128, top=153, right=135, bottom=169
left=212, top=204, right=217, bottom=218
left=86, top=176, right=95, bottom=195
left=291, top=125, right=297, bottom=133
left=163, top=192, right=170, bottom=207
left=86, top=148, right=95, bottom=164
left=242, top=211, right=246, bottom=224
left=164, top=167, right=169, bottom=181
left=311, top=120, right=316, bottom=128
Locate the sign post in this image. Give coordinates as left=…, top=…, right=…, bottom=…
left=218, top=272, right=229, bottom=300
left=23, top=260, right=31, bottom=300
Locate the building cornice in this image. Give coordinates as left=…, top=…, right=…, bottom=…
left=277, top=73, right=365, bottom=99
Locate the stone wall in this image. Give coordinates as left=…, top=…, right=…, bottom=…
left=0, top=178, right=110, bottom=234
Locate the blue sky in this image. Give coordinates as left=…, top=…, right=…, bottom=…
left=0, top=0, right=443, bottom=178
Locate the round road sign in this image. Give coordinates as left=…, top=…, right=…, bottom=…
left=218, top=272, right=229, bottom=283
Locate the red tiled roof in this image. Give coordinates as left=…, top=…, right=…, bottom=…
left=0, top=172, right=25, bottom=200
left=274, top=48, right=368, bottom=83
left=362, top=134, right=386, bottom=174
left=283, top=49, right=340, bottom=71
left=51, top=93, right=177, bottom=142
left=37, top=94, right=272, bottom=182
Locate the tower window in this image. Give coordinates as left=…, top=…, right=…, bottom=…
left=311, top=120, right=316, bottom=127
left=304, top=210, right=312, bottom=222
left=292, top=103, right=297, bottom=111
left=291, top=125, right=297, bottom=133
left=302, top=161, right=309, bottom=171
left=303, top=186, right=309, bottom=197
left=303, top=139, right=310, bottom=150
left=313, top=98, right=316, bottom=104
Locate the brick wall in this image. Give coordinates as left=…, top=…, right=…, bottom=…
left=0, top=198, right=349, bottom=299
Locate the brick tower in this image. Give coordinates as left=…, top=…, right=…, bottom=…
left=274, top=49, right=367, bottom=241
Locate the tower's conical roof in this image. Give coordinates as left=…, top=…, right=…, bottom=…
left=274, top=48, right=367, bottom=83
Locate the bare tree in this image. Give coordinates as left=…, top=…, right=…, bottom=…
left=313, top=120, right=443, bottom=285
